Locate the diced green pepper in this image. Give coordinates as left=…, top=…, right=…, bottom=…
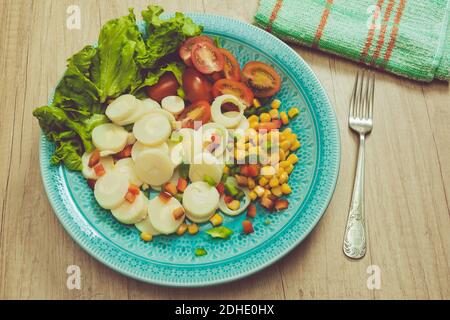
left=203, top=174, right=216, bottom=187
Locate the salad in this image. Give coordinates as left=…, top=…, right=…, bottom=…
left=33, top=6, right=301, bottom=248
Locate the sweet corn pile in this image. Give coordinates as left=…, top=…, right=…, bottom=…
left=229, top=98, right=301, bottom=208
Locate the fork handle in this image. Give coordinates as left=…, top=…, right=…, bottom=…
left=343, top=134, right=367, bottom=259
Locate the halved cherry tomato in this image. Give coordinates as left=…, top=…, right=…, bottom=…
left=146, top=73, right=179, bottom=102
left=177, top=100, right=211, bottom=129
left=182, top=68, right=212, bottom=102
left=242, top=61, right=281, bottom=98
left=212, top=79, right=254, bottom=106
left=219, top=48, right=241, bottom=81
left=191, top=42, right=225, bottom=74
left=210, top=71, right=223, bottom=82
left=179, top=35, right=214, bottom=66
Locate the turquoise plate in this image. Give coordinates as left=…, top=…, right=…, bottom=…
left=39, top=14, right=340, bottom=287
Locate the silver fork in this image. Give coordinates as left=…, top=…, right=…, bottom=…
left=343, top=70, right=375, bottom=259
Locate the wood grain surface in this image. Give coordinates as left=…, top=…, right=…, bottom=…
left=0, top=0, right=449, bottom=300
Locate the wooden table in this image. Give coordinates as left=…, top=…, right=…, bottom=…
left=1, top=0, right=449, bottom=300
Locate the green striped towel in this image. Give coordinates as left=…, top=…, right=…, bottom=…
left=255, top=0, right=450, bottom=82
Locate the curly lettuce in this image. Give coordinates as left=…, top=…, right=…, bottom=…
left=33, top=6, right=202, bottom=171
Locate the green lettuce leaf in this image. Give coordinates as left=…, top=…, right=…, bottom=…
left=92, top=9, right=148, bottom=102
left=52, top=45, right=101, bottom=119
left=139, top=5, right=202, bottom=68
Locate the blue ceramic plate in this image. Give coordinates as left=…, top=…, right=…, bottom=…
left=40, top=14, right=340, bottom=287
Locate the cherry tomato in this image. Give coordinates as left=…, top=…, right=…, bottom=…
left=212, top=79, right=254, bottom=106
left=182, top=68, right=213, bottom=102
left=210, top=71, right=223, bottom=82
left=191, top=42, right=225, bottom=74
left=145, top=73, right=179, bottom=102
left=179, top=35, right=214, bottom=66
left=242, top=61, right=281, bottom=98
left=177, top=100, right=211, bottom=129
left=219, top=48, right=241, bottom=81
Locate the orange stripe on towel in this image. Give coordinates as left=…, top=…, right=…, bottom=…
left=370, top=0, right=396, bottom=65
left=360, top=0, right=385, bottom=62
left=266, top=0, right=284, bottom=33
left=312, top=0, right=334, bottom=49
left=382, top=0, right=407, bottom=66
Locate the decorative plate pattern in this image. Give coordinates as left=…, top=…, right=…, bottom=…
left=39, top=14, right=340, bottom=286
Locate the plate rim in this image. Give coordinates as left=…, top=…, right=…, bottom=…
left=39, top=13, right=341, bottom=287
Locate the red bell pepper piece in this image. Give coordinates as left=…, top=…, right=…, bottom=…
left=88, top=149, right=100, bottom=168
left=93, top=163, right=105, bottom=177
left=246, top=204, right=257, bottom=218
left=215, top=182, right=225, bottom=195
left=177, top=178, right=188, bottom=193
left=242, top=220, right=254, bottom=234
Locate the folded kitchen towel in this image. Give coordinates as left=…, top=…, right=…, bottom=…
left=255, top=0, right=450, bottom=82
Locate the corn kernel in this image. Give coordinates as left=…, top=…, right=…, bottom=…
left=260, top=165, right=276, bottom=177
left=279, top=172, right=289, bottom=184
left=253, top=98, right=262, bottom=108
left=227, top=200, right=241, bottom=211
left=263, top=189, right=272, bottom=198
left=269, top=177, right=279, bottom=188
left=286, top=164, right=294, bottom=174
left=280, top=140, right=291, bottom=151
left=280, top=111, right=289, bottom=125
left=140, top=232, right=152, bottom=242
left=248, top=177, right=256, bottom=189
left=280, top=160, right=291, bottom=168
left=177, top=223, right=188, bottom=236
left=188, top=223, right=199, bottom=235
left=288, top=107, right=299, bottom=118
left=281, top=183, right=292, bottom=194
left=269, top=109, right=279, bottom=119
left=287, top=153, right=298, bottom=164
left=249, top=191, right=258, bottom=200
left=271, top=186, right=283, bottom=197
left=254, top=185, right=265, bottom=197
left=282, top=128, right=292, bottom=135
left=260, top=113, right=271, bottom=122
left=210, top=213, right=223, bottom=226
left=248, top=115, right=259, bottom=123
left=290, top=140, right=301, bottom=151
left=258, top=176, right=268, bottom=186
left=277, top=166, right=285, bottom=175
left=250, top=121, right=259, bottom=130
left=271, top=99, right=281, bottom=109
left=223, top=166, right=230, bottom=174
left=279, top=149, right=287, bottom=161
